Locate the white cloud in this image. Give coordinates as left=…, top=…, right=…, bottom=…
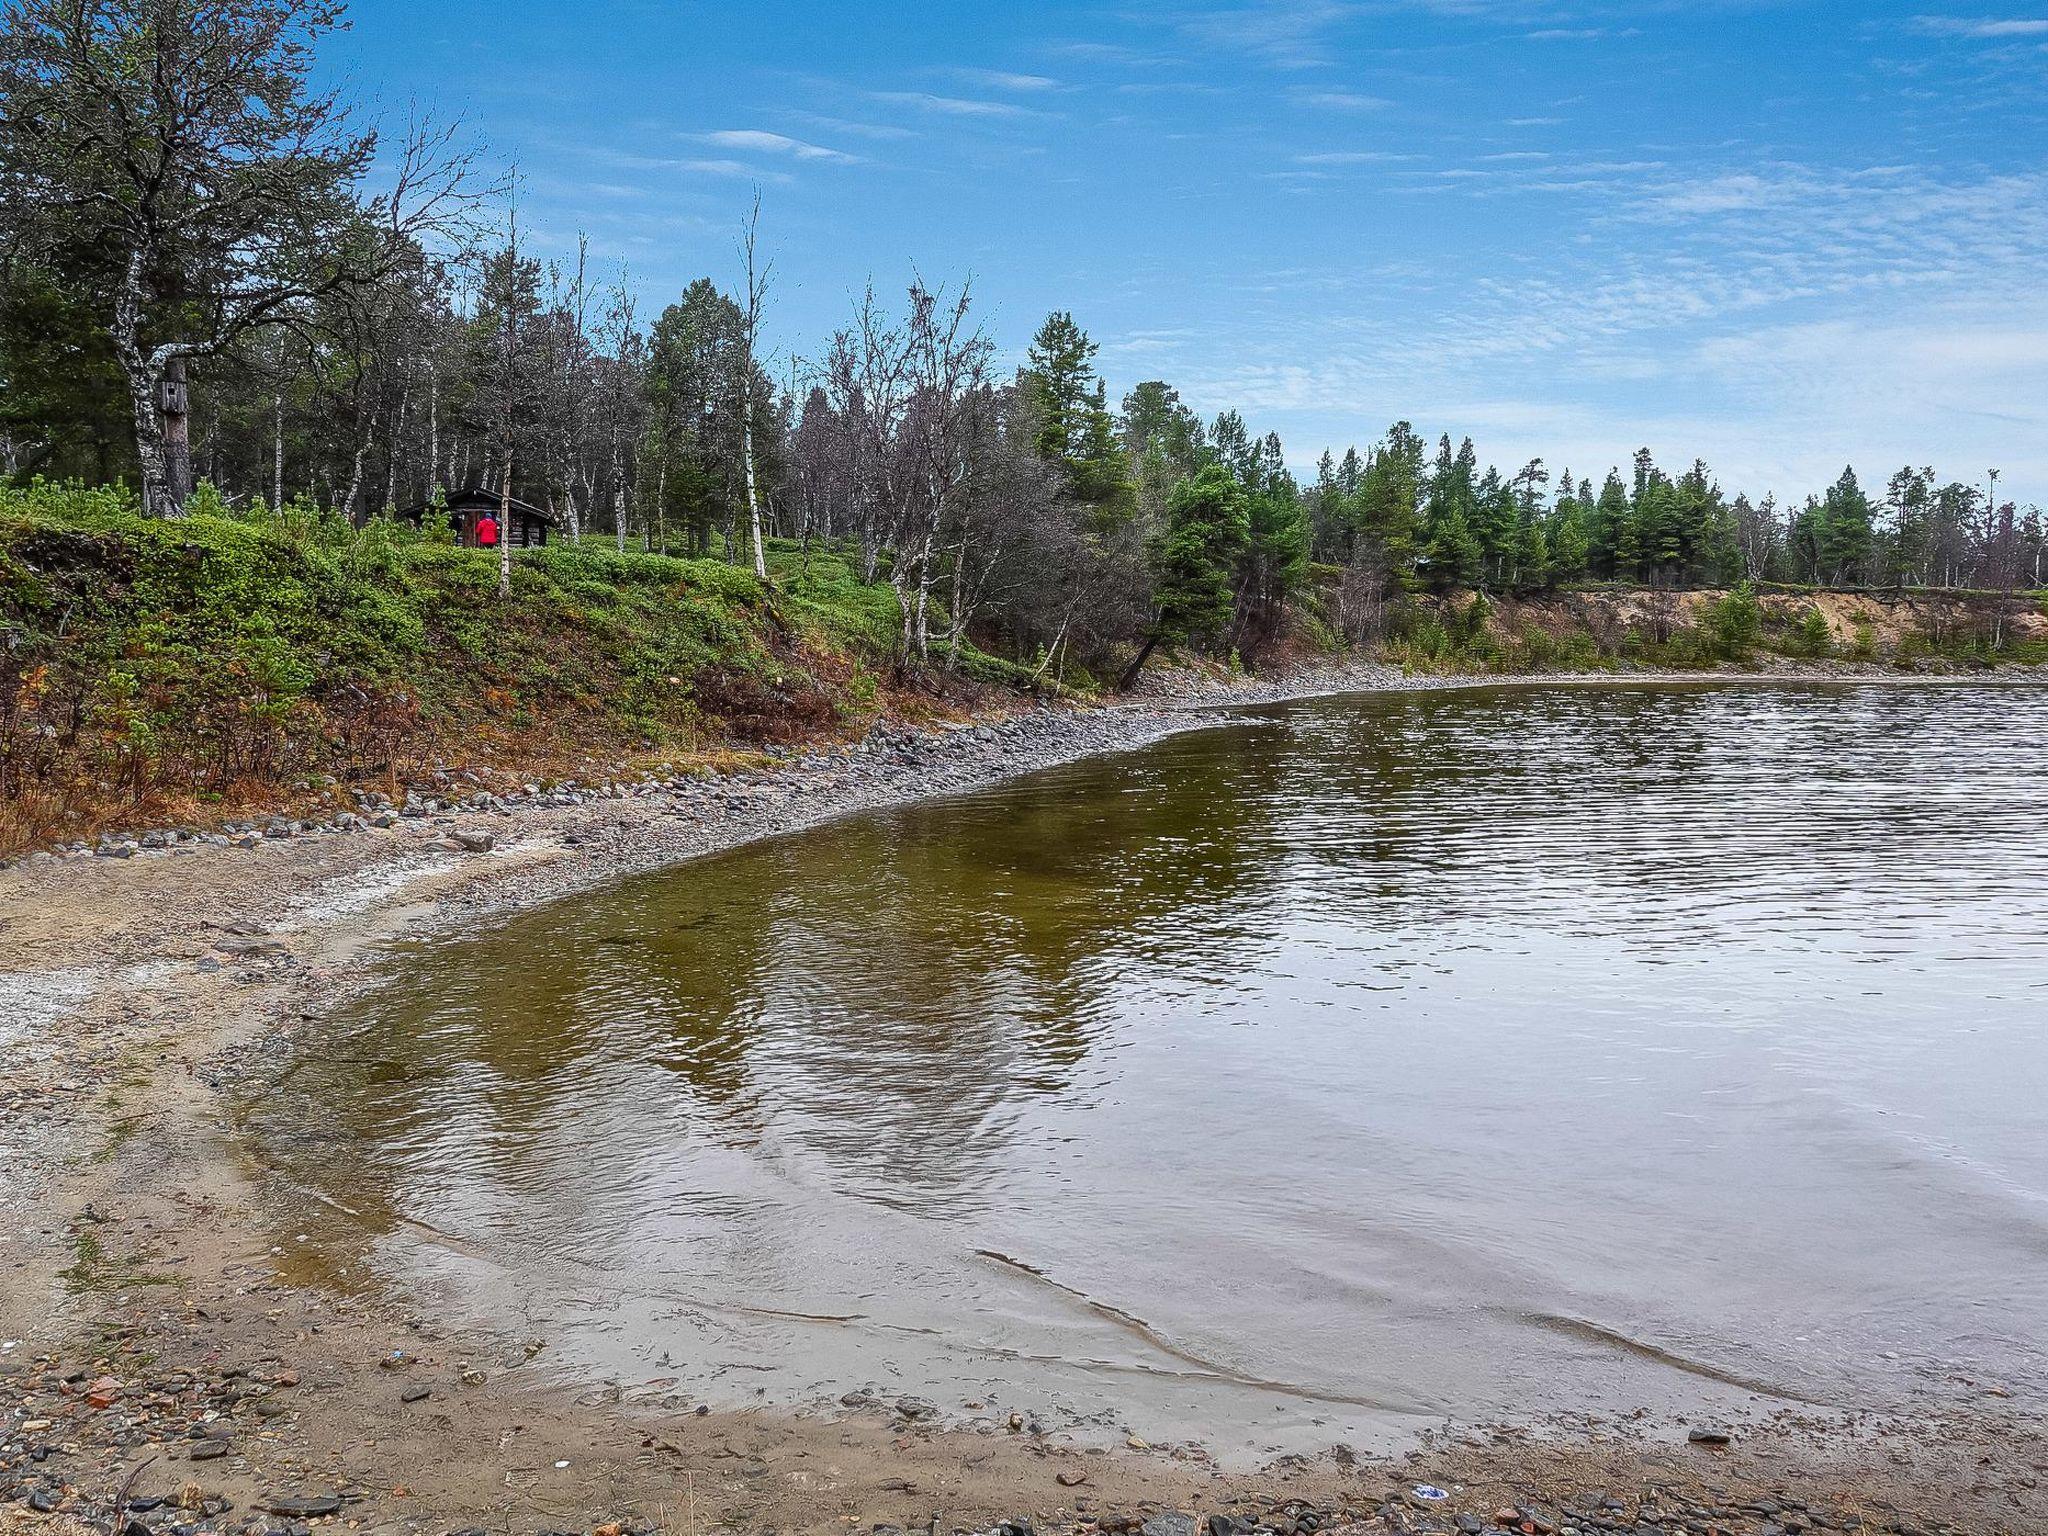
left=1294, top=150, right=1419, bottom=163
left=951, top=68, right=1063, bottom=92
left=1154, top=158, right=2048, bottom=499
left=1910, top=14, right=2048, bottom=37
left=700, top=130, right=860, bottom=164
left=1291, top=89, right=1395, bottom=111
left=868, top=90, right=1041, bottom=118
left=1041, top=40, right=1179, bottom=67
left=787, top=113, right=916, bottom=142
left=1173, top=1, right=1359, bottom=69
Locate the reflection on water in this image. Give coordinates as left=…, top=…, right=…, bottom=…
left=252, top=682, right=2048, bottom=1453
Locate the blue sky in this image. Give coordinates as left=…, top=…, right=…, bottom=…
left=327, top=1, right=2048, bottom=504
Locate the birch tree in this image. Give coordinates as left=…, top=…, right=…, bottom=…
left=737, top=193, right=770, bottom=579
left=0, top=0, right=472, bottom=516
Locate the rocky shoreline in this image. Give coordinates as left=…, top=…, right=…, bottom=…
left=5, top=661, right=2047, bottom=1536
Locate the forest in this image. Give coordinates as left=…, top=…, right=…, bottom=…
left=1, top=0, right=2043, bottom=694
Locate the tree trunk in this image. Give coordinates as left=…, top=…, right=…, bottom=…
left=122, top=362, right=170, bottom=518
left=911, top=520, right=939, bottom=661
left=742, top=406, right=768, bottom=580
left=272, top=395, right=285, bottom=512
left=945, top=538, right=967, bottom=671
left=112, top=251, right=171, bottom=517
left=499, top=454, right=514, bottom=599
left=386, top=381, right=411, bottom=514
left=428, top=357, right=440, bottom=498
left=160, top=356, right=193, bottom=512
left=340, top=400, right=381, bottom=527
left=1117, top=631, right=1163, bottom=692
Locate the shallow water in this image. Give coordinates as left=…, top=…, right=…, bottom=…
left=254, top=681, right=2048, bottom=1455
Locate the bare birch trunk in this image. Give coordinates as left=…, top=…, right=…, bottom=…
left=743, top=408, right=767, bottom=579
left=499, top=454, right=515, bottom=598
left=428, top=356, right=440, bottom=497
left=386, top=381, right=411, bottom=513
left=739, top=194, right=771, bottom=580
left=945, top=538, right=967, bottom=670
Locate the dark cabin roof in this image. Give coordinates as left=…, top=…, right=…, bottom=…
left=400, top=488, right=557, bottom=524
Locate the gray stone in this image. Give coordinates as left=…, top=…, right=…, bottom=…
left=259, top=1497, right=342, bottom=1519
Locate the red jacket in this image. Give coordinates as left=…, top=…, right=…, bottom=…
left=476, top=514, right=500, bottom=548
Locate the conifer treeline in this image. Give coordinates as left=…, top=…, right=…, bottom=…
left=1, top=0, right=2039, bottom=679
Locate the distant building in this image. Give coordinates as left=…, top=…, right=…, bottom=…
left=399, top=488, right=555, bottom=548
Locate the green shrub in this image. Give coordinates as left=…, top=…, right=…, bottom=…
left=1705, top=582, right=1763, bottom=660
left=1790, top=607, right=1833, bottom=659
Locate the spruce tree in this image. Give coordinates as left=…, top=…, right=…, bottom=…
left=1820, top=467, right=1874, bottom=585
left=1589, top=473, right=1622, bottom=581
left=1152, top=463, right=1250, bottom=650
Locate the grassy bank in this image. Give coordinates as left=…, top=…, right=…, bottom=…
left=0, top=483, right=1028, bottom=853
left=4, top=483, right=2044, bottom=854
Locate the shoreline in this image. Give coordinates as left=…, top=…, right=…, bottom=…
left=4, top=661, right=2047, bottom=1536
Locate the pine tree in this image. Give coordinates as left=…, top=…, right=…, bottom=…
left=1239, top=440, right=1310, bottom=653
left=1152, top=463, right=1249, bottom=650
left=1550, top=494, right=1591, bottom=582
left=1790, top=496, right=1829, bottom=584
left=1472, top=467, right=1517, bottom=587
left=1356, top=420, right=1425, bottom=582
left=1021, top=313, right=1134, bottom=531
left=1423, top=502, right=1482, bottom=588
left=1883, top=466, right=1934, bottom=589
left=1591, top=470, right=1632, bottom=579
left=1022, top=312, right=1096, bottom=464
left=1820, top=466, right=1874, bottom=585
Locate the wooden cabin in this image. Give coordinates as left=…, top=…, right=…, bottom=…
left=400, top=488, right=556, bottom=549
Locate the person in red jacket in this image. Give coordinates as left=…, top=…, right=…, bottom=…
left=475, top=510, right=500, bottom=548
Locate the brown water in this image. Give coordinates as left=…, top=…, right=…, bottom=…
left=255, top=682, right=2048, bottom=1456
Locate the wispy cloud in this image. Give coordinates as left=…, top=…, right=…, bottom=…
left=1294, top=150, right=1419, bottom=164
left=1910, top=14, right=2048, bottom=36
left=699, top=130, right=860, bottom=164
left=867, top=90, right=1041, bottom=118
left=581, top=151, right=795, bottom=185
left=787, top=112, right=916, bottom=142
left=1171, top=0, right=1358, bottom=69
left=1040, top=40, right=1181, bottom=68
left=950, top=68, right=1064, bottom=92
left=1290, top=89, right=1395, bottom=111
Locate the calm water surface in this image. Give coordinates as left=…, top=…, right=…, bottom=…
left=254, top=682, right=2048, bottom=1454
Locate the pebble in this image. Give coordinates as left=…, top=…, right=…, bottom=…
left=260, top=1496, right=344, bottom=1518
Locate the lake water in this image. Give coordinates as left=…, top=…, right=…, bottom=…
left=253, top=682, right=2048, bottom=1457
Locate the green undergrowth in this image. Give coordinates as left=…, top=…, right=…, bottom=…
left=0, top=481, right=1025, bottom=850
left=1380, top=586, right=2046, bottom=677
